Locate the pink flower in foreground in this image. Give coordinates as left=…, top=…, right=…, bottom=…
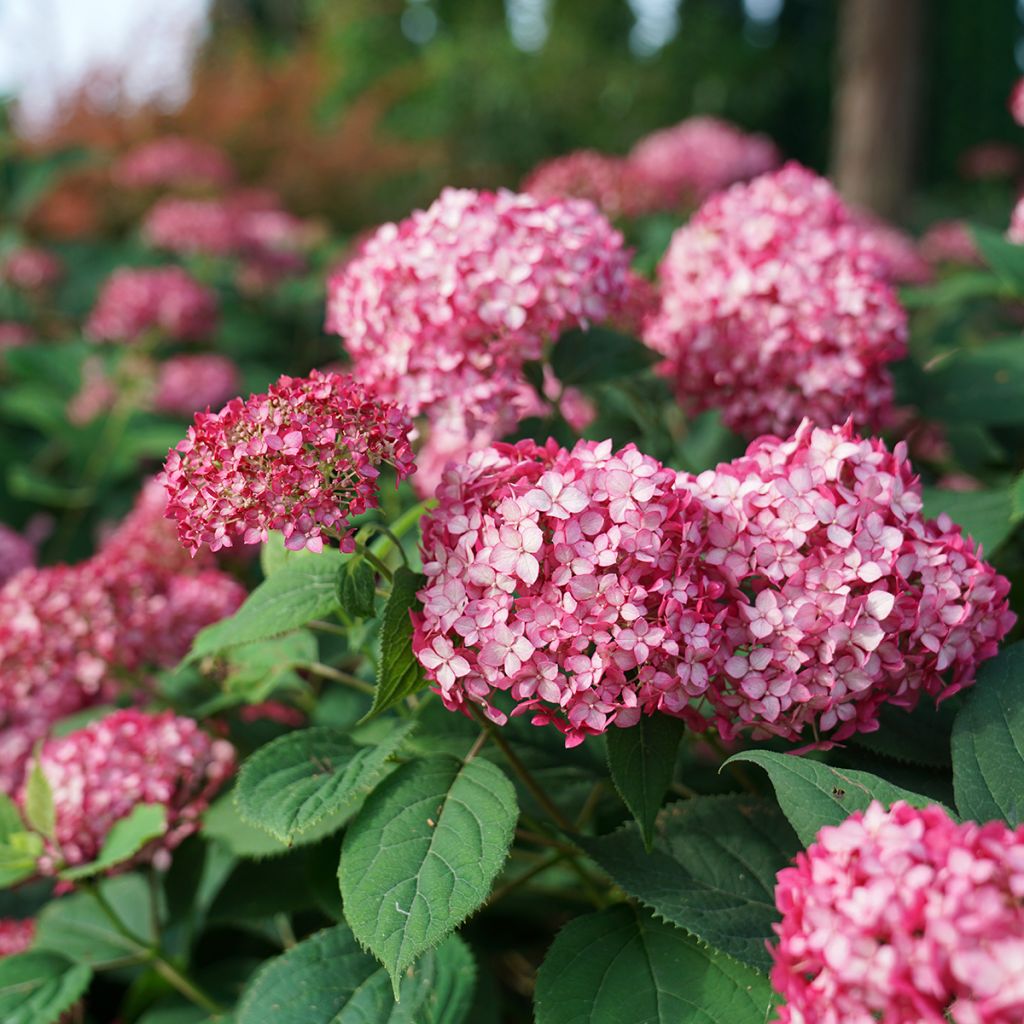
left=87, top=267, right=218, bottom=344
left=644, top=163, right=907, bottom=439
left=414, top=438, right=722, bottom=746
left=1, top=247, right=63, bottom=291
left=21, top=709, right=234, bottom=872
left=771, top=801, right=1024, bottom=1024
left=919, top=220, right=983, bottom=268
left=0, top=919, right=35, bottom=957
left=627, top=115, right=780, bottom=207
left=161, top=369, right=416, bottom=554
left=684, top=419, right=1014, bottom=744
left=113, top=136, right=235, bottom=191
left=153, top=353, right=241, bottom=417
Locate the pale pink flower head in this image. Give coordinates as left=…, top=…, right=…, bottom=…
left=1, top=247, right=63, bottom=291
left=684, top=419, right=1015, bottom=744
left=1008, top=197, right=1024, bottom=245
left=772, top=801, right=1024, bottom=1024
left=414, top=437, right=724, bottom=746
left=113, top=136, right=236, bottom=191
left=153, top=353, right=241, bottom=417
left=87, top=267, right=218, bottom=344
left=627, top=115, right=781, bottom=207
left=0, top=918, right=34, bottom=957
left=919, top=220, right=983, bottom=268
left=142, top=197, right=239, bottom=256
left=20, top=709, right=234, bottom=873
left=643, top=162, right=907, bottom=439
left=161, top=369, right=416, bottom=554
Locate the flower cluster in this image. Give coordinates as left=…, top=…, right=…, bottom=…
left=153, top=353, right=241, bottom=417
left=414, top=438, right=722, bottom=747
left=920, top=220, right=983, bottom=267
left=22, top=709, right=234, bottom=872
left=161, top=369, right=415, bottom=554
left=0, top=918, right=34, bottom=957
left=142, top=197, right=239, bottom=255
left=113, top=136, right=236, bottom=191
left=683, top=419, right=1015, bottom=743
left=327, top=187, right=636, bottom=489
left=643, top=163, right=907, bottom=439
left=771, top=801, right=1024, bottom=1024
left=1011, top=78, right=1024, bottom=127
left=1009, top=196, right=1024, bottom=245
left=521, top=150, right=664, bottom=219
left=627, top=115, right=780, bottom=207
left=1, top=247, right=63, bottom=291
left=87, top=267, right=218, bottom=344
left=0, top=322, right=32, bottom=353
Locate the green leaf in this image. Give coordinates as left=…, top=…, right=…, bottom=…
left=605, top=716, right=684, bottom=850
left=533, top=906, right=774, bottom=1024
left=0, top=794, right=25, bottom=841
left=899, top=270, right=1004, bottom=308
left=550, top=326, right=656, bottom=387
left=921, top=486, right=1015, bottom=553
left=851, top=700, right=958, bottom=769
left=578, top=795, right=798, bottom=971
left=203, top=793, right=291, bottom=858
left=221, top=631, right=318, bottom=703
left=729, top=750, right=947, bottom=847
left=236, top=924, right=433, bottom=1023
left=418, top=936, right=477, bottom=1024
left=366, top=567, right=426, bottom=720
left=59, top=803, right=167, bottom=881
left=235, top=723, right=413, bottom=844
left=339, top=558, right=377, bottom=619
left=340, top=756, right=518, bottom=995
left=0, top=952, right=92, bottom=1024
left=952, top=641, right=1024, bottom=826
left=0, top=831, right=43, bottom=889
left=973, top=225, right=1024, bottom=292
left=190, top=552, right=344, bottom=659
left=23, top=759, right=54, bottom=841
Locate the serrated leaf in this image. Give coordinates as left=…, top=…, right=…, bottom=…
left=952, top=641, right=1024, bottom=826
left=59, top=803, right=167, bottom=881
left=730, top=751, right=947, bottom=847
left=605, top=716, right=684, bottom=851
left=366, top=567, right=426, bottom=719
left=23, top=759, right=54, bottom=841
left=418, top=936, right=477, bottom=1024
left=533, top=905, right=774, bottom=1024
left=339, top=558, right=377, bottom=619
left=340, top=756, right=517, bottom=995
left=0, top=830, right=43, bottom=889
left=578, top=795, right=798, bottom=971
left=921, top=486, right=1015, bottom=553
left=190, top=552, right=344, bottom=660
left=236, top=924, right=433, bottom=1023
left=0, top=951, right=92, bottom=1024
left=222, top=631, right=317, bottom=703
left=235, top=723, right=413, bottom=843
left=0, top=793, right=25, bottom=841
left=551, top=326, right=656, bottom=387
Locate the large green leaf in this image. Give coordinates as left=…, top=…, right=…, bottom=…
left=605, top=716, right=684, bottom=850
left=730, top=751, right=946, bottom=847
left=0, top=952, right=92, bottom=1024
left=235, top=723, right=413, bottom=844
left=221, top=631, right=318, bottom=704
left=578, top=795, right=798, bottom=971
left=952, top=642, right=1024, bottom=826
left=418, top=936, right=477, bottom=1024
left=340, top=756, right=517, bottom=994
left=190, top=552, right=344, bottom=659
left=973, top=225, right=1024, bottom=292
left=338, top=557, right=377, bottom=619
left=921, top=486, right=1015, bottom=554
left=551, top=326, right=656, bottom=387
left=366, top=567, right=427, bottom=719
left=236, top=924, right=435, bottom=1023
left=23, top=759, right=55, bottom=841
left=851, top=700, right=957, bottom=768
left=0, top=793, right=41, bottom=889
left=533, top=906, right=774, bottom=1024
left=60, top=803, right=167, bottom=881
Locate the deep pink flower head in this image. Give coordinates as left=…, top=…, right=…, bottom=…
left=0, top=919, right=34, bottom=957
left=153, top=353, right=241, bottom=417
left=771, top=801, right=1024, bottom=1024
left=683, top=419, right=1015, bottom=744
left=414, top=438, right=723, bottom=747
left=113, top=136, right=235, bottom=190
left=161, top=369, right=416, bottom=554
left=628, top=115, right=781, bottom=207
left=920, top=220, right=983, bottom=268
left=522, top=150, right=664, bottom=219
left=20, top=709, right=234, bottom=872
left=0, top=524, right=34, bottom=586
left=142, top=197, right=239, bottom=256
left=87, top=267, right=218, bottom=344
left=1008, top=197, right=1024, bottom=245
left=1, top=247, right=63, bottom=291
left=643, top=163, right=907, bottom=439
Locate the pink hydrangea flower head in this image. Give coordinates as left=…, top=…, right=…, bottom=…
left=1008, top=197, right=1024, bottom=245
left=113, top=136, right=236, bottom=190
left=772, top=801, right=1024, bottom=1024
left=0, top=918, right=35, bottom=957
left=1, top=247, right=63, bottom=291
left=153, top=353, right=241, bottom=417
left=1012, top=78, right=1024, bottom=127
left=522, top=150, right=665, bottom=219
left=851, top=212, right=933, bottom=285
left=87, top=267, right=218, bottom=344
left=161, top=369, right=416, bottom=554
left=21, top=709, right=235, bottom=872
left=0, top=524, right=34, bottom=587
left=920, top=220, right=983, bottom=268
left=142, top=197, right=239, bottom=256
left=683, top=419, right=1015, bottom=744
left=414, top=438, right=725, bottom=746
left=644, top=162, right=907, bottom=439
left=628, top=115, right=781, bottom=207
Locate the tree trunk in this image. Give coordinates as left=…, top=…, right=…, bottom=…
left=831, top=0, right=925, bottom=221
